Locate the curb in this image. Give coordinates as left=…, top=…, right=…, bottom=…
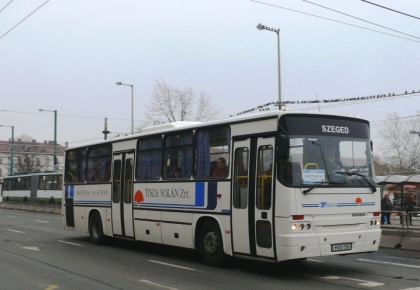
left=0, top=202, right=61, bottom=214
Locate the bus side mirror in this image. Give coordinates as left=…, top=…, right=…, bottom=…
left=276, top=134, right=289, bottom=161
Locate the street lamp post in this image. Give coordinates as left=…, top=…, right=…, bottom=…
left=0, top=125, right=14, bottom=175
left=116, top=82, right=134, bottom=134
left=410, top=130, right=420, bottom=171
left=39, top=109, right=57, bottom=170
left=257, top=23, right=282, bottom=109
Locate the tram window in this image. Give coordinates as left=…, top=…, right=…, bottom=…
left=40, top=175, right=63, bottom=190
left=17, top=177, right=31, bottom=190
left=136, top=137, right=162, bottom=180
left=195, top=126, right=230, bottom=178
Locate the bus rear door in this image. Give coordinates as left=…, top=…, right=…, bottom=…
left=232, top=136, right=275, bottom=260
left=111, top=151, right=135, bottom=238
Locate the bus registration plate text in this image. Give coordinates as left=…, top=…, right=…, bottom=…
left=331, top=243, right=352, bottom=252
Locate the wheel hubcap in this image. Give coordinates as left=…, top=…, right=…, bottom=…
left=204, top=231, right=219, bottom=255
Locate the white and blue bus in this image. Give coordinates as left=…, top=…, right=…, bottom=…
left=62, top=111, right=381, bottom=266
left=2, top=172, right=63, bottom=203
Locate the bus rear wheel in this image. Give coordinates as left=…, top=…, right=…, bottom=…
left=89, top=212, right=105, bottom=245
left=199, top=220, right=225, bottom=267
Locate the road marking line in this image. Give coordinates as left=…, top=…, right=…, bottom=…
left=400, top=288, right=420, bottom=290
left=307, top=259, right=323, bottom=262
left=7, top=216, right=17, bottom=218
left=7, top=229, right=24, bottom=234
left=321, top=275, right=383, bottom=287
left=11, top=242, right=40, bottom=251
left=358, top=259, right=420, bottom=269
left=57, top=240, right=83, bottom=247
left=140, top=279, right=178, bottom=290
left=148, top=260, right=199, bottom=271
left=35, top=220, right=49, bottom=223
left=39, top=285, right=59, bottom=290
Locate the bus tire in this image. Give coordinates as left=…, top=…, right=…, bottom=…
left=89, top=212, right=105, bottom=245
left=199, top=220, right=225, bottom=267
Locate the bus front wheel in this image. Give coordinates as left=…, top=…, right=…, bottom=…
left=89, top=212, right=105, bottom=245
left=199, top=220, right=225, bottom=267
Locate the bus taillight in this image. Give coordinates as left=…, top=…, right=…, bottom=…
left=292, top=215, right=304, bottom=220
left=373, top=212, right=380, bottom=217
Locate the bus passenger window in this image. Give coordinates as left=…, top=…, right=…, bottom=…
left=195, top=126, right=230, bottom=178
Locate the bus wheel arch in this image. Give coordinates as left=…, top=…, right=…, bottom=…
left=196, top=217, right=225, bottom=267
left=89, top=210, right=106, bottom=245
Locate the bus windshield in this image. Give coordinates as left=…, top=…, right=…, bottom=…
left=278, top=115, right=376, bottom=189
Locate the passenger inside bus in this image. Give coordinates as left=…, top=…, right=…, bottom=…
left=212, top=157, right=228, bottom=177
left=209, top=160, right=217, bottom=176
left=172, top=168, right=182, bottom=178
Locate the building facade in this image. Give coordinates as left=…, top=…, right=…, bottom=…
left=0, top=139, right=67, bottom=181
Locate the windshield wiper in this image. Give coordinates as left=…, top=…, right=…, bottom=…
left=334, top=170, right=377, bottom=193
left=302, top=181, right=344, bottom=195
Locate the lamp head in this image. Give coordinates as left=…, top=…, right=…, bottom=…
left=116, top=82, right=122, bottom=86
left=256, top=23, right=265, bottom=30
left=38, top=109, right=43, bottom=112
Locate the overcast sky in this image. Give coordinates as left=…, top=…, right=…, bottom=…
left=1, top=0, right=419, bottom=151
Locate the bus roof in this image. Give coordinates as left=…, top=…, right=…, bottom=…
left=65, top=110, right=368, bottom=151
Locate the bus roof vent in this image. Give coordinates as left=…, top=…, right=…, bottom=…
left=141, top=121, right=202, bottom=133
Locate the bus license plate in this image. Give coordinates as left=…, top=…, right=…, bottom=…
left=331, top=243, right=352, bottom=252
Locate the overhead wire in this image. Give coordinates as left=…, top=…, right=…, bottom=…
left=0, top=0, right=13, bottom=14
left=293, top=92, right=420, bottom=112
left=303, top=0, right=420, bottom=40
left=0, top=0, right=50, bottom=40
left=361, top=0, right=420, bottom=20
left=249, top=0, right=420, bottom=43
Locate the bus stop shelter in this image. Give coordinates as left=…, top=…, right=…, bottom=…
left=376, top=175, right=420, bottom=208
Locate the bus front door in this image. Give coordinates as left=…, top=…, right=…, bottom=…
left=232, top=137, right=275, bottom=260
left=111, top=151, right=134, bottom=238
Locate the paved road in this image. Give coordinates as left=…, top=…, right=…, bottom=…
left=1, top=208, right=420, bottom=290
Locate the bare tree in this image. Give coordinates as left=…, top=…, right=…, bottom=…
left=140, top=79, right=221, bottom=128
left=376, top=111, right=420, bottom=174
left=10, top=134, right=49, bottom=173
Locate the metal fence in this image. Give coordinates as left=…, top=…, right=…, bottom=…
left=381, top=210, right=419, bottom=230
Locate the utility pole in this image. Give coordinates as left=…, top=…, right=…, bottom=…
left=102, top=118, right=110, bottom=140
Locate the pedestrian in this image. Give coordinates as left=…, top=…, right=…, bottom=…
left=404, top=194, right=416, bottom=226
left=381, top=194, right=393, bottom=225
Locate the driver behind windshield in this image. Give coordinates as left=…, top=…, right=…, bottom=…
left=324, top=143, right=343, bottom=181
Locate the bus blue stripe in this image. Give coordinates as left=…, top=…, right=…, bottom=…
left=195, top=182, right=205, bottom=206
left=207, top=182, right=217, bottom=210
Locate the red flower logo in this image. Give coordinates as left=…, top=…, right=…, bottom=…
left=134, top=190, right=144, bottom=205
